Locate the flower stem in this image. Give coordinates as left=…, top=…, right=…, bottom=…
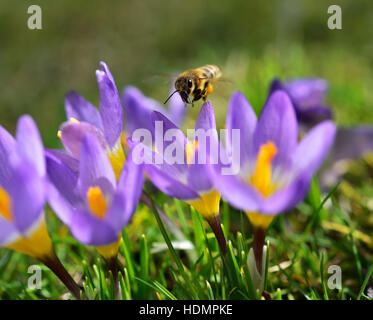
left=207, top=215, right=227, bottom=256
left=40, top=250, right=81, bottom=299
left=106, top=256, right=121, bottom=299
left=253, top=227, right=266, bottom=274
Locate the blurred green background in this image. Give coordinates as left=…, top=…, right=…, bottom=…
left=1, top=0, right=373, bottom=148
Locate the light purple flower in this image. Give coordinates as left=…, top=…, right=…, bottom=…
left=0, top=115, right=53, bottom=259
left=59, top=62, right=126, bottom=180
left=269, top=78, right=333, bottom=128
left=46, top=134, right=144, bottom=259
left=209, top=90, right=336, bottom=229
left=122, top=85, right=186, bottom=136
left=130, top=102, right=220, bottom=220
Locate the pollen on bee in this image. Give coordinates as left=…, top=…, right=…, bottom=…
left=206, top=83, right=214, bottom=95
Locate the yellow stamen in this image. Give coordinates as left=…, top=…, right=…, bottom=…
left=57, top=118, right=79, bottom=139
left=87, top=186, right=108, bottom=219
left=69, top=117, right=80, bottom=124
left=185, top=140, right=198, bottom=166
left=108, top=135, right=126, bottom=181
left=188, top=189, right=221, bottom=220
left=0, top=186, right=12, bottom=221
left=246, top=141, right=278, bottom=229
left=250, top=141, right=277, bottom=197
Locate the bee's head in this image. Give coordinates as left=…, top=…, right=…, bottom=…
left=175, top=77, right=194, bottom=103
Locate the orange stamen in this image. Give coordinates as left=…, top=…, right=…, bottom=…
left=0, top=186, right=12, bottom=221
left=250, top=141, right=277, bottom=197
left=87, top=186, right=108, bottom=219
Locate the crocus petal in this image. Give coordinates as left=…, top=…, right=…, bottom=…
left=46, top=149, right=79, bottom=173
left=116, top=147, right=144, bottom=218
left=7, top=160, right=45, bottom=234
left=297, top=105, right=333, bottom=126
left=330, top=126, right=373, bottom=162
left=167, top=85, right=185, bottom=126
left=226, top=91, right=257, bottom=166
left=151, top=111, right=188, bottom=174
left=122, top=86, right=162, bottom=135
left=254, top=90, right=297, bottom=170
left=69, top=210, right=118, bottom=246
left=208, top=163, right=260, bottom=212
left=96, top=62, right=123, bottom=148
left=292, top=120, right=337, bottom=179
left=16, top=115, right=45, bottom=177
left=259, top=175, right=310, bottom=214
left=45, top=150, right=81, bottom=224
left=145, top=164, right=199, bottom=200
left=60, top=121, right=108, bottom=159
left=195, top=101, right=216, bottom=131
left=0, top=125, right=16, bottom=188
left=284, top=78, right=329, bottom=110
left=269, top=78, right=332, bottom=128
left=187, top=160, right=214, bottom=193
left=65, top=91, right=103, bottom=130
left=187, top=102, right=218, bottom=193
left=0, top=217, right=19, bottom=246
left=78, top=134, right=116, bottom=197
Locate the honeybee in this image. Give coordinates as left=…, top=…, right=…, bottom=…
left=164, top=65, right=222, bottom=106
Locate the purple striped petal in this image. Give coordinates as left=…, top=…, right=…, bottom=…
left=208, top=163, right=260, bottom=212
left=293, top=120, right=337, bottom=179
left=65, top=91, right=103, bottom=130
left=285, top=78, right=328, bottom=110
left=96, top=62, right=123, bottom=148
left=78, top=134, right=116, bottom=197
left=7, top=160, right=46, bottom=234
left=254, top=90, right=297, bottom=170
left=188, top=102, right=218, bottom=193
left=145, top=164, right=199, bottom=200
left=258, top=175, right=310, bottom=214
left=167, top=85, right=186, bottom=126
left=226, top=92, right=257, bottom=166
left=151, top=111, right=188, bottom=174
left=116, top=147, right=144, bottom=219
left=16, top=115, right=45, bottom=177
left=0, top=217, right=18, bottom=246
left=122, top=86, right=155, bottom=135
left=331, top=126, right=373, bottom=162
left=46, top=149, right=79, bottom=173
left=45, top=150, right=81, bottom=224
left=69, top=209, right=118, bottom=246
left=60, top=121, right=108, bottom=159
left=0, top=125, right=16, bottom=188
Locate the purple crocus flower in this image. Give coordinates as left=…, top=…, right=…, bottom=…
left=46, top=134, right=144, bottom=260
left=0, top=115, right=50, bottom=258
left=58, top=62, right=126, bottom=180
left=209, top=90, right=336, bottom=269
left=271, top=78, right=373, bottom=189
left=211, top=90, right=336, bottom=221
left=122, top=85, right=186, bottom=136
left=130, top=102, right=226, bottom=253
left=269, top=78, right=333, bottom=129
left=0, top=115, right=81, bottom=298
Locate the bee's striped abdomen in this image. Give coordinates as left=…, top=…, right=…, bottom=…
left=199, top=65, right=221, bottom=80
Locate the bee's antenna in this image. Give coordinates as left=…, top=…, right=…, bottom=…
left=164, top=90, right=179, bottom=104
